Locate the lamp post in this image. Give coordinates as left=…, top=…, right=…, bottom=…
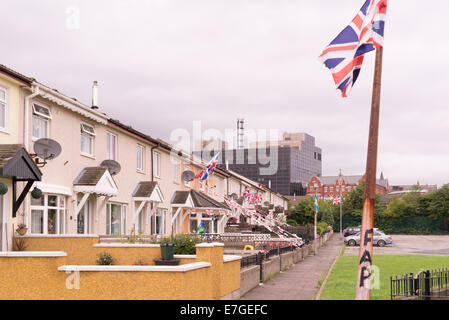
left=337, top=169, right=343, bottom=240
left=313, top=181, right=318, bottom=256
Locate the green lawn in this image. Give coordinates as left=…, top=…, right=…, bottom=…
left=320, top=254, right=449, bottom=300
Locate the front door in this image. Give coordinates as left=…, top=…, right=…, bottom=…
left=0, top=195, right=3, bottom=250
left=77, top=201, right=90, bottom=234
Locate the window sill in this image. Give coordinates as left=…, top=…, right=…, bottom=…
left=80, top=153, right=95, bottom=160
left=0, top=127, right=10, bottom=134
left=136, top=169, right=145, bottom=175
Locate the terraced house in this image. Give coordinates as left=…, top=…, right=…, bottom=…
left=0, top=64, right=289, bottom=251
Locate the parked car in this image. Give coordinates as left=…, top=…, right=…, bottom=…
left=343, top=225, right=361, bottom=237
left=343, top=226, right=381, bottom=237
left=344, top=230, right=393, bottom=247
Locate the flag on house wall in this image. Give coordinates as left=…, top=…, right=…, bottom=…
left=197, top=152, right=220, bottom=181
left=319, top=0, right=387, bottom=97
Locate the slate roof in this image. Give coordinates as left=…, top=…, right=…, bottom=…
left=73, top=167, right=108, bottom=186
left=0, top=144, right=42, bottom=180
left=0, top=144, right=24, bottom=169
left=171, top=190, right=229, bottom=210
left=132, top=181, right=160, bottom=198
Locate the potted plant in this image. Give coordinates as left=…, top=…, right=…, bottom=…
left=16, top=224, right=28, bottom=236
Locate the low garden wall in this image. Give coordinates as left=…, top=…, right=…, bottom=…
left=0, top=242, right=240, bottom=300
left=238, top=265, right=260, bottom=298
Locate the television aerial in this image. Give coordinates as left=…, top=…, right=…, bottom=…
left=100, top=159, right=121, bottom=176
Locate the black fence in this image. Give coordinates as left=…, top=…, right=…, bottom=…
left=240, top=246, right=296, bottom=280
left=283, top=225, right=315, bottom=241
left=391, top=268, right=449, bottom=300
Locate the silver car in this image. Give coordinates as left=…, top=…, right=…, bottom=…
left=344, top=230, right=393, bottom=247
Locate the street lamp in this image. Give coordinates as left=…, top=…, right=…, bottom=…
left=313, top=181, right=318, bottom=256
left=337, top=169, right=343, bottom=240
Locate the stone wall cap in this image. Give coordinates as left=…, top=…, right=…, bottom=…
left=93, top=243, right=160, bottom=248
left=0, top=251, right=67, bottom=257
left=58, top=262, right=211, bottom=272
left=223, top=255, right=242, bottom=262
left=20, top=234, right=99, bottom=238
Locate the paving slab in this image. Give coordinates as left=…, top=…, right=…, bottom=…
left=240, top=234, right=343, bottom=300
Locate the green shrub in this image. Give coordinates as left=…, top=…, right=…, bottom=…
left=287, top=219, right=298, bottom=226
left=159, top=234, right=203, bottom=254
left=317, top=221, right=329, bottom=235
left=96, top=252, right=114, bottom=265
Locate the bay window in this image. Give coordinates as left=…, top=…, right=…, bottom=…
left=30, top=194, right=66, bottom=234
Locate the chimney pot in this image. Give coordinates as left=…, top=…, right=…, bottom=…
left=92, top=80, right=99, bottom=109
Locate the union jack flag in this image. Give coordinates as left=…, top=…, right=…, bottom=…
left=333, top=196, right=342, bottom=205
left=319, top=0, right=387, bottom=97
left=197, top=152, right=220, bottom=181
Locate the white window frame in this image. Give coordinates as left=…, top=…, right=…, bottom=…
left=151, top=208, right=166, bottom=235
left=106, top=202, right=127, bottom=235
left=137, top=144, right=145, bottom=172
left=153, top=151, right=161, bottom=178
left=173, top=160, right=180, bottom=184
left=30, top=194, right=66, bottom=235
left=0, top=86, right=9, bottom=132
left=80, top=123, right=96, bottom=157
left=106, top=132, right=117, bottom=160
left=32, top=102, right=51, bottom=140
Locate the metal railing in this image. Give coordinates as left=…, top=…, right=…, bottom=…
left=391, top=268, right=449, bottom=300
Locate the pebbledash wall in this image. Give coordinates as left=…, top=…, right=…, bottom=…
left=0, top=240, right=240, bottom=300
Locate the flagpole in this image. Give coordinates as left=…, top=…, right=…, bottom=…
left=355, top=46, right=384, bottom=300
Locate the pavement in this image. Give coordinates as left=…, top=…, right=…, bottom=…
left=240, top=234, right=343, bottom=300
left=343, top=234, right=449, bottom=256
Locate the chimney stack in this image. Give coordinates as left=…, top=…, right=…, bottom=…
left=92, top=81, right=99, bottom=109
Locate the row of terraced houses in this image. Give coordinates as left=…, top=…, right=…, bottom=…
left=0, top=64, right=288, bottom=251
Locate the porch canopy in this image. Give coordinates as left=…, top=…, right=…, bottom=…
left=132, top=181, right=164, bottom=224
left=170, top=190, right=230, bottom=233
left=0, top=144, right=42, bottom=217
left=73, top=167, right=118, bottom=216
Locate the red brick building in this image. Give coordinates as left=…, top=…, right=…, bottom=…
left=306, top=172, right=389, bottom=199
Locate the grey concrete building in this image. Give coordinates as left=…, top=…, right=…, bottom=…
left=198, top=132, right=322, bottom=196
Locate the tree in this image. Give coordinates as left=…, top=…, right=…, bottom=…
left=427, top=184, right=449, bottom=219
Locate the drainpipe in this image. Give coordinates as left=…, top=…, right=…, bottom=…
left=24, top=85, right=40, bottom=150
left=150, top=143, right=160, bottom=234
left=22, top=85, right=40, bottom=230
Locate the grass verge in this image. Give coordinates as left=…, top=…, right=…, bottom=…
left=320, top=254, right=449, bottom=300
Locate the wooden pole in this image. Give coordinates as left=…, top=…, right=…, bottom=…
left=355, top=46, right=383, bottom=300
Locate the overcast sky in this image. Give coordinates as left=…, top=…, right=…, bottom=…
left=2, top=0, right=448, bottom=186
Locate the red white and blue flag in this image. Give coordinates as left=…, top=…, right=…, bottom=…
left=197, top=152, right=220, bottom=181
left=333, top=196, right=342, bottom=205
left=319, top=0, right=387, bottom=97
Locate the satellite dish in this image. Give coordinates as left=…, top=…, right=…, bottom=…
left=181, top=170, right=195, bottom=182
left=33, top=138, right=62, bottom=160
left=100, top=159, right=121, bottom=175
